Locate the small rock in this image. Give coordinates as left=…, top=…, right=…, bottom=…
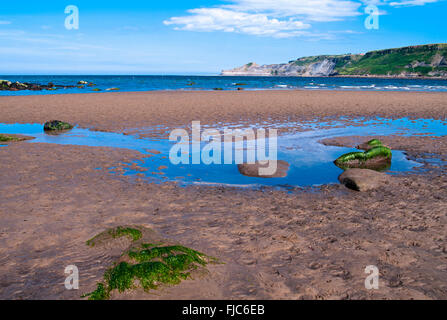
left=43, top=120, right=74, bottom=131
left=238, top=160, right=290, bottom=178
left=338, top=168, right=390, bottom=192
left=308, top=262, right=322, bottom=270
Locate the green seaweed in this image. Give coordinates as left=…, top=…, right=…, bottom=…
left=83, top=243, right=216, bottom=300
left=109, top=226, right=142, bottom=242
left=364, top=146, right=392, bottom=160
left=86, top=226, right=142, bottom=246
left=336, top=146, right=392, bottom=164
left=128, top=245, right=208, bottom=265
left=0, top=134, right=21, bottom=142
left=81, top=283, right=109, bottom=300
left=366, top=139, right=383, bottom=147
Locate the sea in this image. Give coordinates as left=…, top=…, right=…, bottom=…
left=1, top=75, right=447, bottom=96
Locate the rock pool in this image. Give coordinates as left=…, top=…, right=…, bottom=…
left=0, top=117, right=445, bottom=188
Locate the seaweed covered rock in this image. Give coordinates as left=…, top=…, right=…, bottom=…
left=238, top=160, right=290, bottom=178
left=43, top=120, right=74, bottom=131
left=0, top=134, right=34, bottom=144
left=357, top=139, right=388, bottom=151
left=339, top=169, right=390, bottom=191
left=335, top=146, right=392, bottom=171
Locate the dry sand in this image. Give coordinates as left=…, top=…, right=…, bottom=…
left=0, top=90, right=446, bottom=300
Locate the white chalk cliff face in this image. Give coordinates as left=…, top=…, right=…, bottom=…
left=220, top=44, right=447, bottom=78
left=221, top=60, right=337, bottom=77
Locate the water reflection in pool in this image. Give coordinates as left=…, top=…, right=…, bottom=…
left=0, top=117, right=445, bottom=187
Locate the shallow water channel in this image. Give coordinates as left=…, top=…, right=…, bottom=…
left=1, top=117, right=446, bottom=187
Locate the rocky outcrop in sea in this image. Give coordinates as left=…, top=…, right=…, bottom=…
left=0, top=80, right=97, bottom=91
left=0, top=80, right=79, bottom=91
left=221, top=60, right=337, bottom=77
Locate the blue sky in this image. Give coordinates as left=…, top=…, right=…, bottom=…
left=0, top=0, right=446, bottom=74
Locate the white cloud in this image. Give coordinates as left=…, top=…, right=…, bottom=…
left=362, top=0, right=439, bottom=6
left=389, top=0, right=439, bottom=6
left=164, top=8, right=310, bottom=38
left=164, top=1, right=362, bottom=38
left=0, top=21, right=12, bottom=25
left=223, top=0, right=362, bottom=22
left=164, top=0, right=441, bottom=38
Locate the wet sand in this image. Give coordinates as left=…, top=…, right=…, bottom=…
left=0, top=90, right=446, bottom=300
left=1, top=90, right=446, bottom=136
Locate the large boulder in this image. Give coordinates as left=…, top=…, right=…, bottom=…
left=334, top=146, right=392, bottom=171
left=338, top=169, right=390, bottom=192
left=238, top=160, right=290, bottom=178
left=44, top=120, right=74, bottom=131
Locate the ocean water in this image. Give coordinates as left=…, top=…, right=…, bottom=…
left=1, top=75, right=447, bottom=96
left=1, top=117, right=446, bottom=188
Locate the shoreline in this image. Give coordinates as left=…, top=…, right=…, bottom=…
left=2, top=85, right=447, bottom=96
left=221, top=74, right=447, bottom=80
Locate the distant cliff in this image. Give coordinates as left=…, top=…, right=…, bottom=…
left=221, top=44, right=447, bottom=78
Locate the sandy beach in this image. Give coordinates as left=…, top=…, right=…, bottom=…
left=1, top=90, right=446, bottom=300
left=1, top=90, right=447, bottom=136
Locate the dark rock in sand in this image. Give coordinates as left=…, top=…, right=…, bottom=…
left=338, top=168, right=390, bottom=191
left=43, top=120, right=74, bottom=132
left=238, top=160, right=290, bottom=178
left=0, top=134, right=34, bottom=144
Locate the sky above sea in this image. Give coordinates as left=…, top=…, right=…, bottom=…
left=0, top=1, right=446, bottom=75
